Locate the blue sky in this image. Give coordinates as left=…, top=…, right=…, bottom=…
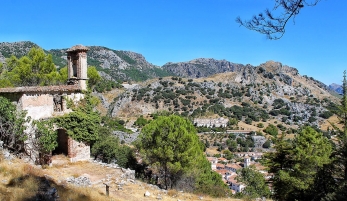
left=1, top=0, right=345, bottom=85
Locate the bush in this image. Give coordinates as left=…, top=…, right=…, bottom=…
left=257, top=123, right=264, bottom=128
left=264, top=124, right=278, bottom=137
left=134, top=115, right=149, bottom=128
left=91, top=128, right=134, bottom=167
left=319, top=111, right=333, bottom=119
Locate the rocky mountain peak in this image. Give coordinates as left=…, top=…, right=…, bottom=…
left=259, top=60, right=298, bottom=76
left=329, top=83, right=343, bottom=94
left=0, top=41, right=39, bottom=58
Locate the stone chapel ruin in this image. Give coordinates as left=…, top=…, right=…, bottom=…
left=0, top=45, right=91, bottom=163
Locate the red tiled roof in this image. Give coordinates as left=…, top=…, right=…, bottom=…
left=216, top=163, right=225, bottom=168
left=226, top=163, right=242, bottom=170
left=216, top=169, right=229, bottom=175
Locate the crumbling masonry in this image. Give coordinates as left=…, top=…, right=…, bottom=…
left=0, top=45, right=90, bottom=163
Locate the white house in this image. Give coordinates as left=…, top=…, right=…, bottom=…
left=227, top=175, right=246, bottom=193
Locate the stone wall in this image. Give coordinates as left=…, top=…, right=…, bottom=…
left=20, top=94, right=54, bottom=120
left=68, top=137, right=90, bottom=162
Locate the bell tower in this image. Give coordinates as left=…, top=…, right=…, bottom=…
left=66, top=45, right=89, bottom=90
left=244, top=156, right=251, bottom=168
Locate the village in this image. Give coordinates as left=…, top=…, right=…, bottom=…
left=193, top=118, right=271, bottom=194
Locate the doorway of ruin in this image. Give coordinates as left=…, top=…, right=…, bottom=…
left=52, top=129, right=69, bottom=155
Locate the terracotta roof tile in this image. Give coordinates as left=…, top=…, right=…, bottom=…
left=216, top=163, right=225, bottom=168
left=226, top=163, right=242, bottom=170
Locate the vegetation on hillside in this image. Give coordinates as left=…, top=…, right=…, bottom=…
left=127, top=76, right=336, bottom=133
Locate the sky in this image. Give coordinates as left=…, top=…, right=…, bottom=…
left=1, top=0, right=345, bottom=85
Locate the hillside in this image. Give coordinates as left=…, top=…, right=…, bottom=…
left=0, top=41, right=173, bottom=82
left=0, top=41, right=341, bottom=133
left=104, top=60, right=339, bottom=134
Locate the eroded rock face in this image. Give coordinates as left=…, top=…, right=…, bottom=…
left=87, top=46, right=156, bottom=70
left=162, top=58, right=245, bottom=78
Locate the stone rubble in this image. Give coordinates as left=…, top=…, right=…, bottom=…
left=65, top=176, right=92, bottom=187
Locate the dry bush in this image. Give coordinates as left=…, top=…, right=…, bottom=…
left=167, top=189, right=178, bottom=197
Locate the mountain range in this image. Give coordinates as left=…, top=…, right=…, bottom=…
left=0, top=41, right=343, bottom=132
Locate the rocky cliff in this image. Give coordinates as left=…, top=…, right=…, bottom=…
left=162, top=58, right=246, bottom=78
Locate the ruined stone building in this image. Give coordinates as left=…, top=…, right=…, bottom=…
left=0, top=45, right=90, bottom=162
left=193, top=117, right=229, bottom=128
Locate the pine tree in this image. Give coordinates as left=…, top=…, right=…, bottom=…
left=326, top=71, right=347, bottom=200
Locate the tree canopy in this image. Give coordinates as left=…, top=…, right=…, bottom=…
left=264, top=126, right=332, bottom=200
left=0, top=47, right=101, bottom=90
left=136, top=115, right=227, bottom=195
left=237, top=167, right=271, bottom=199
left=0, top=48, right=66, bottom=87
left=326, top=71, right=347, bottom=200
left=137, top=115, right=202, bottom=189
left=0, top=96, right=29, bottom=152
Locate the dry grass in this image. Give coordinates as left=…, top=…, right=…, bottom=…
left=0, top=154, right=111, bottom=201
left=0, top=153, right=244, bottom=201
left=320, top=115, right=343, bottom=131
left=0, top=155, right=40, bottom=200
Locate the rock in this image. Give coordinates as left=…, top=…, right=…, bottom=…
left=161, top=189, right=168, bottom=195
left=66, top=176, right=91, bottom=187
left=162, top=58, right=245, bottom=78
left=144, top=191, right=151, bottom=197
left=128, top=179, right=135, bottom=183
left=113, top=131, right=140, bottom=144
left=3, top=150, right=12, bottom=160
left=121, top=168, right=135, bottom=180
